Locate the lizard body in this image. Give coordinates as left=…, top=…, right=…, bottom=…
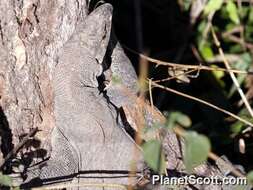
left=24, top=4, right=144, bottom=188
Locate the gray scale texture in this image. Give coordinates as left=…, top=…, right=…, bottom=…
left=25, top=4, right=144, bottom=188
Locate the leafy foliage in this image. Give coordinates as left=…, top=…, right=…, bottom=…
left=139, top=0, right=253, bottom=178
left=190, top=0, right=253, bottom=133
left=204, top=0, right=223, bottom=14
left=183, top=132, right=211, bottom=172
left=247, top=171, right=253, bottom=185
left=226, top=0, right=240, bottom=24
left=166, top=111, right=192, bottom=129
left=142, top=140, right=166, bottom=174
left=0, top=173, right=19, bottom=190
left=0, top=173, right=13, bottom=187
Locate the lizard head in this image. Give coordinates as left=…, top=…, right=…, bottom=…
left=80, top=3, right=113, bottom=64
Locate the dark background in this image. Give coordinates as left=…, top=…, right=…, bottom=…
left=102, top=0, right=253, bottom=171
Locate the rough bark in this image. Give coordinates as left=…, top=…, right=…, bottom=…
left=0, top=0, right=87, bottom=163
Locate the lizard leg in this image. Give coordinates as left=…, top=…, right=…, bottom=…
left=40, top=127, right=79, bottom=182
left=23, top=127, right=79, bottom=186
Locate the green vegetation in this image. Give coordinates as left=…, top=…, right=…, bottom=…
left=141, top=0, right=253, bottom=184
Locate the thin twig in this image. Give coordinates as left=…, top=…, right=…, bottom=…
left=203, top=11, right=215, bottom=41
left=148, top=78, right=154, bottom=112
left=128, top=51, right=148, bottom=190
left=222, top=26, right=243, bottom=37
left=150, top=81, right=253, bottom=128
left=150, top=82, right=249, bottom=177
left=222, top=33, right=253, bottom=50
left=141, top=53, right=251, bottom=74
left=211, top=27, right=253, bottom=118
left=192, top=44, right=241, bottom=64
left=152, top=69, right=198, bottom=83
left=0, top=127, right=38, bottom=170
left=123, top=46, right=253, bottom=75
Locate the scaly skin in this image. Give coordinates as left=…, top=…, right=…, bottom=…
left=24, top=4, right=144, bottom=188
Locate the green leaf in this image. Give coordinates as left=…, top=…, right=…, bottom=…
left=220, top=6, right=229, bottom=19
left=245, top=25, right=253, bottom=43
left=182, top=0, right=192, bottom=11
left=197, top=20, right=207, bottom=33
left=184, top=132, right=211, bottom=172
left=233, top=184, right=251, bottom=190
left=142, top=140, right=166, bottom=174
left=231, top=122, right=243, bottom=134
left=229, top=44, right=243, bottom=53
left=225, top=23, right=237, bottom=31
left=199, top=43, right=214, bottom=60
left=166, top=112, right=177, bottom=129
left=166, top=112, right=191, bottom=129
left=226, top=0, right=240, bottom=24
left=238, top=6, right=249, bottom=20
left=204, top=0, right=223, bottom=15
left=0, top=173, right=13, bottom=187
left=175, top=112, right=191, bottom=128
left=228, top=53, right=252, bottom=97
left=230, top=109, right=253, bottom=134
left=12, top=187, right=21, bottom=190
left=247, top=171, right=253, bottom=185
left=235, top=53, right=252, bottom=69
left=249, top=7, right=253, bottom=23
left=228, top=74, right=246, bottom=98
left=211, top=64, right=225, bottom=80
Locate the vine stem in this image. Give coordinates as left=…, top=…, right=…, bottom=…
left=150, top=81, right=253, bottom=128
left=150, top=81, right=246, bottom=177
left=211, top=26, right=253, bottom=118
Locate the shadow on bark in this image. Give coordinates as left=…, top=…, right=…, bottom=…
left=0, top=106, right=13, bottom=172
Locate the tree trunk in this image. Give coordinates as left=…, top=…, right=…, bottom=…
left=0, top=0, right=88, bottom=166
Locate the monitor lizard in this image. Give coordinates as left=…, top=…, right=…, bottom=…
left=23, top=4, right=145, bottom=189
